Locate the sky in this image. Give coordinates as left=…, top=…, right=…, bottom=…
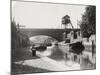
left=12, top=1, right=86, bottom=29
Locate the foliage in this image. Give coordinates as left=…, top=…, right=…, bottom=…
left=80, top=6, right=96, bottom=38
left=11, top=20, right=30, bottom=49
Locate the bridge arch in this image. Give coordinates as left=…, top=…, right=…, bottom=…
left=29, top=35, right=58, bottom=44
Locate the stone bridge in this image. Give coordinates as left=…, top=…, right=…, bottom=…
left=21, top=28, right=80, bottom=42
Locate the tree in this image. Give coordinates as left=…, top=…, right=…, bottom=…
left=62, top=15, right=74, bottom=29
left=80, top=6, right=96, bottom=38
left=11, top=19, right=30, bottom=49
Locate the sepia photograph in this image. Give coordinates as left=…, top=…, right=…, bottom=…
left=11, top=0, right=96, bottom=75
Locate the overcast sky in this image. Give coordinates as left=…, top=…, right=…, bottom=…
left=12, top=1, right=86, bottom=29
